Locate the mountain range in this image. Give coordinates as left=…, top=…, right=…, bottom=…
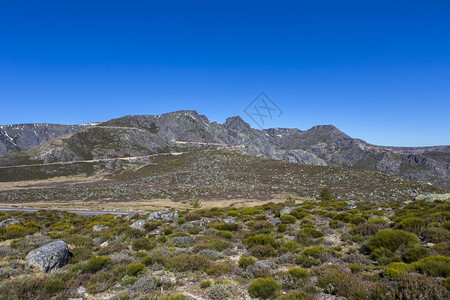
left=0, top=110, right=448, bottom=189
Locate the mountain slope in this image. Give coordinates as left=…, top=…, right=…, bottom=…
left=0, top=123, right=96, bottom=156
left=0, top=110, right=448, bottom=188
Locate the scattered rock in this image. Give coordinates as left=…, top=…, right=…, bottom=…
left=0, top=218, right=21, bottom=227
left=100, top=241, right=109, bottom=248
left=131, top=219, right=148, bottom=231
left=77, top=286, right=87, bottom=295
left=92, top=225, right=109, bottom=231
left=147, top=209, right=179, bottom=221
left=268, top=218, right=281, bottom=226
left=280, top=206, right=295, bottom=216
left=223, top=217, right=236, bottom=224
left=26, top=241, right=70, bottom=272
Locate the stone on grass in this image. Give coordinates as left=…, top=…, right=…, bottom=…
left=0, top=218, right=21, bottom=227
left=26, top=241, right=70, bottom=272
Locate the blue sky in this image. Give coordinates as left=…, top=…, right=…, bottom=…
left=0, top=0, right=449, bottom=146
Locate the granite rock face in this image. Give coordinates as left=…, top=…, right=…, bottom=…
left=26, top=241, right=70, bottom=272
left=0, top=123, right=96, bottom=156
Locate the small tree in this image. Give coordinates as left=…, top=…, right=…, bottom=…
left=318, top=188, right=334, bottom=201
left=190, top=199, right=202, bottom=209
left=285, top=196, right=296, bottom=206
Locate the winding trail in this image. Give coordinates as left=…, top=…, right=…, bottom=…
left=0, top=206, right=138, bottom=216
left=0, top=152, right=183, bottom=169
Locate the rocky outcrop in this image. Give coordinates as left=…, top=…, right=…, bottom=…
left=147, top=209, right=180, bottom=221
left=0, top=218, right=21, bottom=227
left=26, top=241, right=70, bottom=272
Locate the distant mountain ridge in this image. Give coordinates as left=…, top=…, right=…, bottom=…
left=0, top=110, right=448, bottom=188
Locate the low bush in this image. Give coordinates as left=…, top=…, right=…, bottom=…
left=295, top=255, right=320, bottom=268
left=280, top=214, right=296, bottom=224
left=384, top=262, right=415, bottom=279
left=127, top=263, right=145, bottom=276
left=245, top=234, right=276, bottom=248
left=249, top=245, right=276, bottom=258
left=414, top=255, right=450, bottom=277
left=393, top=274, right=448, bottom=300
left=166, top=254, right=210, bottom=272
left=248, top=277, right=281, bottom=299
left=79, top=256, right=112, bottom=273
left=199, top=279, right=211, bottom=288
left=287, top=267, right=309, bottom=281
left=238, top=256, right=255, bottom=269
left=317, top=265, right=366, bottom=299
left=216, top=230, right=232, bottom=239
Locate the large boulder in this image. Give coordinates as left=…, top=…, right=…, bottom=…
left=26, top=241, right=70, bottom=272
left=147, top=209, right=179, bottom=221
left=0, top=218, right=21, bottom=227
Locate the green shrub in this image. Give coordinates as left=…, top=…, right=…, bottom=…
left=200, top=279, right=212, bottom=288
left=238, top=256, right=255, bottom=269
left=329, top=220, right=345, bottom=229
left=166, top=254, right=210, bottom=272
left=277, top=223, right=287, bottom=232
left=349, top=263, right=362, bottom=273
left=384, top=262, right=415, bottom=279
left=414, top=256, right=450, bottom=277
left=141, top=255, right=153, bottom=266
left=127, top=263, right=145, bottom=276
left=132, top=237, right=156, bottom=251
left=206, top=238, right=232, bottom=251
left=43, top=278, right=64, bottom=295
left=80, top=256, right=112, bottom=273
left=349, top=215, right=366, bottom=226
left=317, top=265, right=367, bottom=299
left=248, top=277, right=281, bottom=299
left=368, top=217, right=389, bottom=225
left=403, top=245, right=428, bottom=263
left=365, top=230, right=420, bottom=263
left=158, top=295, right=187, bottom=300
left=249, top=245, right=276, bottom=258
left=280, top=214, right=296, bottom=224
left=303, top=246, right=333, bottom=259
left=318, top=188, right=334, bottom=201
left=206, top=262, right=235, bottom=276
left=303, top=228, right=325, bottom=238
left=397, top=217, right=426, bottom=233
left=421, top=227, right=450, bottom=243
left=288, top=267, right=309, bottom=281
left=143, top=222, right=159, bottom=232
left=212, top=223, right=240, bottom=231
left=295, top=255, right=320, bottom=268
left=245, top=234, right=276, bottom=248
left=164, top=228, right=173, bottom=235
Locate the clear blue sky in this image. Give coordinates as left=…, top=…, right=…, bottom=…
left=1, top=0, right=449, bottom=146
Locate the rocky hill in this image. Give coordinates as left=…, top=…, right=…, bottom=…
left=0, top=123, right=96, bottom=156
left=0, top=110, right=448, bottom=188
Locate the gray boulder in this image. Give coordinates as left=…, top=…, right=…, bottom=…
left=147, top=209, right=179, bottom=221
left=280, top=206, right=295, bottom=217
left=131, top=219, right=148, bottom=231
left=26, top=241, right=70, bottom=272
left=0, top=218, right=21, bottom=227
left=92, top=225, right=109, bottom=231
